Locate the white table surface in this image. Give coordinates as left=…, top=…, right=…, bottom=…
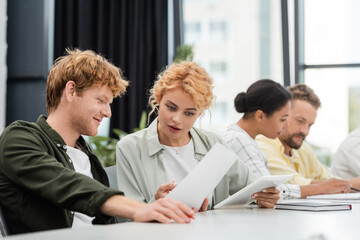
left=7, top=204, right=360, bottom=240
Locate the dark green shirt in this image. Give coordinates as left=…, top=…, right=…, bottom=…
left=0, top=115, right=123, bottom=235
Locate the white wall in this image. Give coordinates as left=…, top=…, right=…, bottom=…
left=0, top=0, right=6, bottom=133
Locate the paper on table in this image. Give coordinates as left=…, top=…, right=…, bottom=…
left=307, top=192, right=360, bottom=200
left=214, top=175, right=292, bottom=209
left=165, top=142, right=238, bottom=210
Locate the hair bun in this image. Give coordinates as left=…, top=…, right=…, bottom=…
left=234, top=92, right=247, bottom=113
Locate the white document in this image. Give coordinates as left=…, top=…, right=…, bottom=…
left=165, top=142, right=238, bottom=210
left=214, top=175, right=292, bottom=209
left=307, top=192, right=360, bottom=200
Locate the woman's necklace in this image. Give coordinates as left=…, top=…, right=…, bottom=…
left=174, top=146, right=182, bottom=155
left=173, top=138, right=189, bottom=154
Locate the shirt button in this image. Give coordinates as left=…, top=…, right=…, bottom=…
left=71, top=211, right=74, bottom=214
left=56, top=144, right=61, bottom=147
left=63, top=145, right=67, bottom=150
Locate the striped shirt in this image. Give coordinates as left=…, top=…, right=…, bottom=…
left=223, top=123, right=301, bottom=199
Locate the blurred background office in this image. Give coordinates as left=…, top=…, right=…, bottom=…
left=1, top=0, right=360, bottom=167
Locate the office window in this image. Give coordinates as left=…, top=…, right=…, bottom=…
left=198, top=101, right=229, bottom=127
left=209, top=21, right=227, bottom=42
left=305, top=68, right=360, bottom=154
left=209, top=61, right=227, bottom=73
left=184, top=22, right=202, bottom=43
left=209, top=61, right=228, bottom=83
left=183, top=0, right=283, bottom=133
left=305, top=0, right=360, bottom=65
left=302, top=0, right=360, bottom=163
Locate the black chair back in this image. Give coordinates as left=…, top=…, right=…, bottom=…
left=0, top=205, right=9, bottom=236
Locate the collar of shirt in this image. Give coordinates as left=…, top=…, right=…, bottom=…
left=228, top=123, right=256, bottom=142
left=147, top=118, right=207, bottom=159
left=37, top=115, right=94, bottom=157
left=37, top=115, right=67, bottom=148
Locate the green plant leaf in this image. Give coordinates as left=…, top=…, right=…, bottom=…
left=174, top=44, right=194, bottom=63
left=90, top=136, right=111, bottom=142
left=113, top=128, right=127, bottom=138
left=138, top=111, right=147, bottom=130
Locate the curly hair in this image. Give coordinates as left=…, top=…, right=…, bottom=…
left=148, top=61, right=214, bottom=118
left=46, top=48, right=129, bottom=113
left=286, top=84, right=321, bottom=109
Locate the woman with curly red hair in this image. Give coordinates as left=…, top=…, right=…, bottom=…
left=116, top=62, right=280, bottom=211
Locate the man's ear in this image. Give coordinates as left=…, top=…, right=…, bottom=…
left=64, top=81, right=76, bottom=101
left=254, top=110, right=265, bottom=122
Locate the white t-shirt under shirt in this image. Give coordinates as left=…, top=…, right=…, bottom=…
left=161, top=139, right=213, bottom=208
left=161, top=139, right=198, bottom=183
left=66, top=145, right=95, bottom=228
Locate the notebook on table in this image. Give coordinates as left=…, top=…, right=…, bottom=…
left=275, top=200, right=352, bottom=212
left=306, top=192, right=360, bottom=201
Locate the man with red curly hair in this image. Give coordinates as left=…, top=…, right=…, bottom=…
left=0, top=49, right=194, bottom=235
